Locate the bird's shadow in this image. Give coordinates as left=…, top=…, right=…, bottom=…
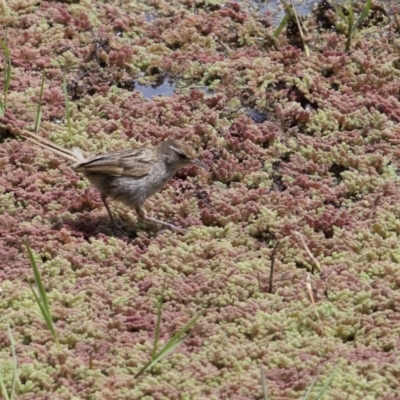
left=61, top=213, right=139, bottom=241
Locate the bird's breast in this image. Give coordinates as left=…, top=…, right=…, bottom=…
left=145, top=169, right=175, bottom=198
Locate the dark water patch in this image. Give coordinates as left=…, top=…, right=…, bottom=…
left=134, top=76, right=176, bottom=99
left=246, top=0, right=316, bottom=25
left=246, top=109, right=268, bottom=123
left=145, top=12, right=158, bottom=22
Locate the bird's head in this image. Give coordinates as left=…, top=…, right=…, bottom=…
left=161, top=140, right=207, bottom=171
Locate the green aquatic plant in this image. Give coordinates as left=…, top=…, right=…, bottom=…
left=34, top=69, right=45, bottom=134
left=135, top=277, right=204, bottom=377
left=62, top=72, right=72, bottom=141
left=274, top=0, right=310, bottom=56
left=24, top=239, right=59, bottom=347
left=0, top=326, right=18, bottom=400
left=335, top=0, right=372, bottom=51
left=0, top=35, right=11, bottom=116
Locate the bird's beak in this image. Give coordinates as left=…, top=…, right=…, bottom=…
left=192, top=159, right=208, bottom=170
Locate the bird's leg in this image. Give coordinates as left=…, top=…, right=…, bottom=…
left=135, top=205, right=182, bottom=232
left=101, top=195, right=125, bottom=234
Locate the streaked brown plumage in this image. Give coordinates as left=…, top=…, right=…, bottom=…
left=16, top=129, right=207, bottom=233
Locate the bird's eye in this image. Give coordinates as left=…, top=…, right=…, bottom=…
left=178, top=152, right=188, bottom=160
left=169, top=145, right=190, bottom=161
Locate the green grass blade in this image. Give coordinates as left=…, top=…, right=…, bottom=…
left=335, top=6, right=349, bottom=24
left=155, top=335, right=188, bottom=359
left=62, top=72, right=72, bottom=140
left=25, top=239, right=52, bottom=314
left=303, top=365, right=337, bottom=399
left=352, top=0, right=372, bottom=34
left=348, top=2, right=354, bottom=30
left=0, top=37, right=11, bottom=116
left=34, top=70, right=45, bottom=134
left=273, top=12, right=290, bottom=38
left=164, top=311, right=204, bottom=346
left=135, top=311, right=203, bottom=378
left=28, top=282, right=52, bottom=328
left=0, top=326, right=18, bottom=400
left=7, top=326, right=18, bottom=400
left=24, top=239, right=59, bottom=346
left=152, top=276, right=167, bottom=360
left=146, top=311, right=204, bottom=367
left=136, top=336, right=187, bottom=377
left=302, top=371, right=320, bottom=399
left=345, top=3, right=354, bottom=51
left=314, top=365, right=338, bottom=400
left=0, top=374, right=10, bottom=400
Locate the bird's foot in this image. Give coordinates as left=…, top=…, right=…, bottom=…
left=144, top=216, right=184, bottom=233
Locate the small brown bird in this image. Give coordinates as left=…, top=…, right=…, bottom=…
left=18, top=130, right=207, bottom=233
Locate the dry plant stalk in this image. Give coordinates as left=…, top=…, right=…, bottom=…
left=294, top=231, right=322, bottom=272
left=268, top=240, right=281, bottom=294
left=306, top=273, right=324, bottom=337
left=289, top=0, right=310, bottom=57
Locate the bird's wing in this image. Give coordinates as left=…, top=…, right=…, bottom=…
left=74, top=147, right=155, bottom=177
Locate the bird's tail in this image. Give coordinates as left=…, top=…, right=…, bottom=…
left=2, top=125, right=86, bottom=163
